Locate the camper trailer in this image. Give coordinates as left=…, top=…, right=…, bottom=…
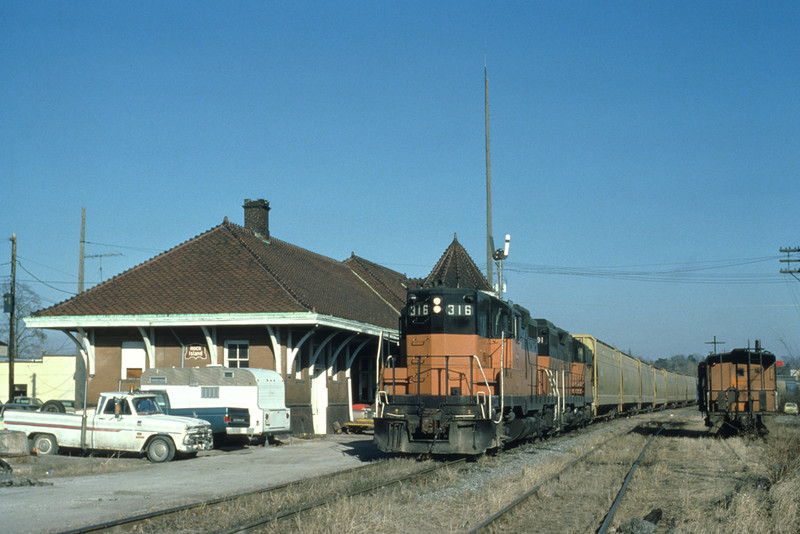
left=141, top=367, right=291, bottom=443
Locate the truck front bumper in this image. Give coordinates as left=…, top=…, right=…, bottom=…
left=180, top=428, right=214, bottom=451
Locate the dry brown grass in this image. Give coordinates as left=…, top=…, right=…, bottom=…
left=275, top=417, right=654, bottom=533
left=612, top=418, right=800, bottom=534
left=135, top=457, right=427, bottom=533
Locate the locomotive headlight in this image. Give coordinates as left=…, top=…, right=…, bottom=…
left=433, top=305, right=442, bottom=313
left=432, top=297, right=442, bottom=314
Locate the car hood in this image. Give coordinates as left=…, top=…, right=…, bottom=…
left=145, top=414, right=211, bottom=429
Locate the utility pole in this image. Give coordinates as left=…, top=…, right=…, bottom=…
left=485, top=65, right=494, bottom=284
left=78, top=207, right=121, bottom=285
left=705, top=336, right=724, bottom=355
left=7, top=233, right=16, bottom=402
left=76, top=208, right=89, bottom=451
left=780, top=247, right=800, bottom=282
left=78, top=207, right=85, bottom=294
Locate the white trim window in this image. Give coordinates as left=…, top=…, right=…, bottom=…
left=224, top=341, right=250, bottom=368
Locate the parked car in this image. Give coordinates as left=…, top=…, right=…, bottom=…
left=0, top=397, right=44, bottom=415
left=784, top=402, right=798, bottom=415
left=40, top=399, right=76, bottom=413
left=11, top=397, right=43, bottom=407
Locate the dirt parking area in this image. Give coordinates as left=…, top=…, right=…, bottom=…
left=1, top=434, right=378, bottom=534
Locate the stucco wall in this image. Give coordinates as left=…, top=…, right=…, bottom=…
left=0, top=355, right=76, bottom=402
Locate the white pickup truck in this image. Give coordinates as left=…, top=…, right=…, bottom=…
left=0, top=391, right=213, bottom=462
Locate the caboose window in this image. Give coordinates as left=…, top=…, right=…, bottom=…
left=737, top=368, right=745, bottom=377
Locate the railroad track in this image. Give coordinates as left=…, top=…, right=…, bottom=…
left=218, top=458, right=465, bottom=534
left=56, top=411, right=692, bottom=534
left=468, top=420, right=672, bottom=534
left=57, top=458, right=464, bottom=534
left=57, top=461, right=387, bottom=534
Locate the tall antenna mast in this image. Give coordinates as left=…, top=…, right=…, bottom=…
left=485, top=64, right=494, bottom=283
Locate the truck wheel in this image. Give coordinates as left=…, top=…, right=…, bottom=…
left=146, top=436, right=175, bottom=463
left=32, top=434, right=59, bottom=456
left=41, top=400, right=66, bottom=413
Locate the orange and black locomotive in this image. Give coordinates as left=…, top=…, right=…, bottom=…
left=373, top=286, right=592, bottom=455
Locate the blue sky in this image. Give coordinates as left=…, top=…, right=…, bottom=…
left=2, top=2, right=799, bottom=361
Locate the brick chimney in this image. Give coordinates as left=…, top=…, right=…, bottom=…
left=243, top=199, right=270, bottom=238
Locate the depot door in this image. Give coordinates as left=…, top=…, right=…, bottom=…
left=311, top=365, right=328, bottom=434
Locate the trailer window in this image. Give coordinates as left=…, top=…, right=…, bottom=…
left=201, top=386, right=220, bottom=399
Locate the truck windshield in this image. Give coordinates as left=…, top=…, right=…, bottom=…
left=133, top=397, right=161, bottom=415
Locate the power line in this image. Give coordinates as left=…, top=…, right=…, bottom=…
left=505, top=255, right=784, bottom=285
left=16, top=262, right=77, bottom=295
left=84, top=240, right=161, bottom=253
left=780, top=247, right=800, bottom=282
left=17, top=255, right=76, bottom=278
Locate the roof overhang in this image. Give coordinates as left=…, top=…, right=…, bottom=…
left=25, top=312, right=399, bottom=341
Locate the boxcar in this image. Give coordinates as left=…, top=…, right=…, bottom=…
left=640, top=361, right=655, bottom=410
left=575, top=335, right=620, bottom=417
left=654, top=369, right=667, bottom=408
left=620, top=351, right=641, bottom=412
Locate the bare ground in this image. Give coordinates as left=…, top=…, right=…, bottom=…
left=3, top=412, right=799, bottom=534
left=0, top=434, right=379, bottom=534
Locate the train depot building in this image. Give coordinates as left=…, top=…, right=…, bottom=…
left=24, top=199, right=411, bottom=435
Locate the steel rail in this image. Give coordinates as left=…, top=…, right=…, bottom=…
left=217, top=458, right=466, bottom=534
left=56, top=460, right=390, bottom=534
left=595, top=424, right=668, bottom=534
left=467, top=432, right=624, bottom=534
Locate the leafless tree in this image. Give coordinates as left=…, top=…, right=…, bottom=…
left=1, top=282, right=47, bottom=359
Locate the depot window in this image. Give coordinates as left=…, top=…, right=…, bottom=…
left=225, top=341, right=250, bottom=368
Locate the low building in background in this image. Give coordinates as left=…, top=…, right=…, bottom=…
left=0, top=354, right=76, bottom=403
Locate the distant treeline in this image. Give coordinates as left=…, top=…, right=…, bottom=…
left=646, top=353, right=800, bottom=378
left=649, top=354, right=702, bottom=377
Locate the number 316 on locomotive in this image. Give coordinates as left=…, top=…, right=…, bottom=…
left=407, top=301, right=473, bottom=316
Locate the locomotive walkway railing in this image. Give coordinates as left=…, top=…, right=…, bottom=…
left=376, top=354, right=494, bottom=418
left=376, top=352, right=588, bottom=423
